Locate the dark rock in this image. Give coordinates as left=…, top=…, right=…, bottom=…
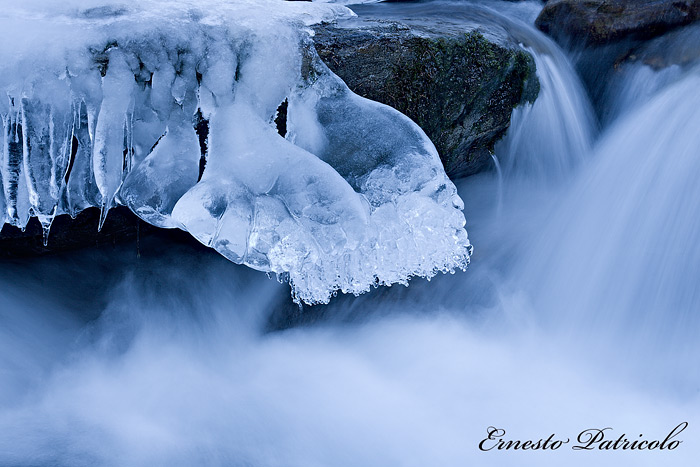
left=313, top=17, right=538, bottom=178
left=536, top=0, right=700, bottom=47
left=627, top=22, right=700, bottom=69
left=0, top=207, right=201, bottom=258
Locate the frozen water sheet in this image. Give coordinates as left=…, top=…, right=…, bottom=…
left=0, top=0, right=472, bottom=303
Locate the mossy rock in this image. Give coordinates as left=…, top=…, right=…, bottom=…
left=313, top=19, right=538, bottom=179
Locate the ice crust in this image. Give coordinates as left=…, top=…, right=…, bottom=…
left=0, top=0, right=471, bottom=303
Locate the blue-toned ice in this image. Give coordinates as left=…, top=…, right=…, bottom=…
left=0, top=0, right=471, bottom=303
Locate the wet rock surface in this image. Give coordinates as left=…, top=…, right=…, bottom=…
left=313, top=17, right=538, bottom=178
left=536, top=0, right=700, bottom=47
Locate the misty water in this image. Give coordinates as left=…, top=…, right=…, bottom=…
left=1, top=0, right=699, bottom=465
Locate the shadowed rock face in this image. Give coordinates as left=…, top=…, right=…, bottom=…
left=631, top=22, right=700, bottom=69
left=536, top=0, right=700, bottom=47
left=0, top=207, right=151, bottom=258
left=313, top=19, right=538, bottom=179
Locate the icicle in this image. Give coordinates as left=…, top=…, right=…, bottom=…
left=2, top=102, right=30, bottom=228
left=66, top=100, right=99, bottom=216
left=0, top=123, right=5, bottom=227
left=48, top=91, right=74, bottom=202
left=39, top=209, right=56, bottom=246
left=21, top=97, right=59, bottom=231
left=92, top=48, right=135, bottom=229
left=1, top=113, right=11, bottom=222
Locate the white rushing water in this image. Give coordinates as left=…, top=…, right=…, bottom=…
left=496, top=43, right=595, bottom=181
left=1, top=0, right=699, bottom=466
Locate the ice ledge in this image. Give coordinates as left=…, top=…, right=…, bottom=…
left=0, top=0, right=471, bottom=304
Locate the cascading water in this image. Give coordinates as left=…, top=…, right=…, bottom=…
left=496, top=44, right=596, bottom=180
left=469, top=2, right=598, bottom=181
left=1, top=1, right=698, bottom=466
left=522, top=65, right=700, bottom=390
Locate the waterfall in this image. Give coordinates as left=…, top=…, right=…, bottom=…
left=522, top=66, right=700, bottom=388
left=1, top=1, right=698, bottom=466
left=496, top=45, right=596, bottom=181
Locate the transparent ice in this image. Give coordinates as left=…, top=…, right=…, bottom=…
left=0, top=0, right=471, bottom=304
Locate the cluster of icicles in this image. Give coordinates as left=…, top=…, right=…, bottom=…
left=0, top=1, right=471, bottom=304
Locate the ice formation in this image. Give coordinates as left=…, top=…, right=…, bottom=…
left=0, top=0, right=471, bottom=304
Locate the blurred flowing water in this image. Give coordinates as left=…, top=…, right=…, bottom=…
left=1, top=1, right=699, bottom=465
